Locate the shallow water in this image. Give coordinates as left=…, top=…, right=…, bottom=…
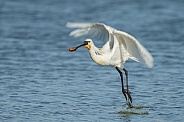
left=0, top=0, right=184, bottom=121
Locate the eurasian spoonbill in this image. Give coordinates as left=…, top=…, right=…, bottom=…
left=67, top=22, right=154, bottom=107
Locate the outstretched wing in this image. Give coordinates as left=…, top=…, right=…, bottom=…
left=114, top=30, right=154, bottom=68
left=66, top=22, right=154, bottom=68
left=66, top=22, right=116, bottom=50
left=66, top=22, right=111, bottom=41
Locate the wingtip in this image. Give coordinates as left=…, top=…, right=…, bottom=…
left=148, top=64, right=154, bottom=68
left=66, top=22, right=73, bottom=28
left=147, top=60, right=154, bottom=68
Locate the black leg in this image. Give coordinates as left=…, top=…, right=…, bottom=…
left=116, top=67, right=133, bottom=108
left=116, top=67, right=127, bottom=101
left=123, top=68, right=133, bottom=103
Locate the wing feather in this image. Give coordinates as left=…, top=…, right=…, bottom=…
left=66, top=22, right=109, bottom=41
left=114, top=30, right=154, bottom=68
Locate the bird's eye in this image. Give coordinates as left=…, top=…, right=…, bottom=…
left=84, top=41, right=90, bottom=44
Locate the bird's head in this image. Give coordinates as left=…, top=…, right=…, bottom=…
left=84, top=39, right=92, bottom=50
left=69, top=39, right=92, bottom=52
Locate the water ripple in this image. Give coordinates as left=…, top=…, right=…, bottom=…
left=1, top=0, right=184, bottom=121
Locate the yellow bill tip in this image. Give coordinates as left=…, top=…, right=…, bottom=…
left=69, top=47, right=76, bottom=52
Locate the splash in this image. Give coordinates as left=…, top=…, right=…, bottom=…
left=118, top=105, right=149, bottom=115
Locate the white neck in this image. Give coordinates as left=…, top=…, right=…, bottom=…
left=88, top=43, right=106, bottom=65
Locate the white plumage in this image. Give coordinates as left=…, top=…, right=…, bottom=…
left=66, top=22, right=154, bottom=69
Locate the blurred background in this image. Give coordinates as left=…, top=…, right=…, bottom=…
left=0, top=0, right=184, bottom=121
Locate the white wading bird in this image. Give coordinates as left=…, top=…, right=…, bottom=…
left=67, top=22, right=154, bottom=108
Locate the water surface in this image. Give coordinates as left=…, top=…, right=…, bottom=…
left=0, top=0, right=184, bottom=121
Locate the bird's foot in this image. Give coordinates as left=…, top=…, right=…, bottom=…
left=126, top=101, right=133, bottom=108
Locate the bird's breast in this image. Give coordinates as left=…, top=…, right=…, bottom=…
left=90, top=55, right=106, bottom=65
left=96, top=59, right=105, bottom=65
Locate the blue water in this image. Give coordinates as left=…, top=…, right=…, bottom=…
left=0, top=0, right=184, bottom=121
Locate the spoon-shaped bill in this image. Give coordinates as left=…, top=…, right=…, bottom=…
left=69, top=41, right=88, bottom=52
